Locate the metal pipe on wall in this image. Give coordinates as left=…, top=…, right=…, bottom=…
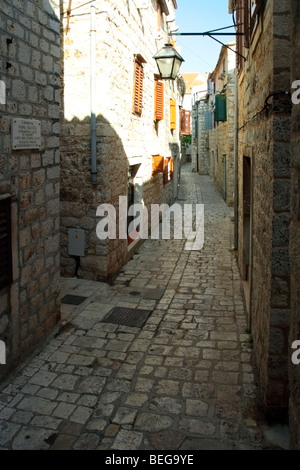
left=233, top=68, right=238, bottom=250
left=90, top=1, right=97, bottom=184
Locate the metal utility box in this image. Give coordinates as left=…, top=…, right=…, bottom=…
left=68, top=228, right=85, bottom=257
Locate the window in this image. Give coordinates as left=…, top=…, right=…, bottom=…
left=235, top=0, right=249, bottom=72
left=157, top=1, right=162, bottom=31
left=250, top=0, right=263, bottom=36
left=133, top=57, right=144, bottom=116
left=204, top=111, right=213, bottom=130
left=170, top=99, right=176, bottom=130
left=180, top=108, right=191, bottom=135
left=154, top=78, right=164, bottom=120
left=163, top=157, right=174, bottom=184
left=152, top=156, right=174, bottom=183
left=152, top=155, right=164, bottom=175
left=0, top=197, right=12, bottom=290
left=215, top=94, right=227, bottom=122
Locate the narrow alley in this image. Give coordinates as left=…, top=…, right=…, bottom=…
left=0, top=165, right=288, bottom=451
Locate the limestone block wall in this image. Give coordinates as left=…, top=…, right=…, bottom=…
left=289, top=0, right=300, bottom=450
left=61, top=0, right=181, bottom=281
left=237, top=1, right=291, bottom=410
left=207, top=48, right=235, bottom=206
left=194, top=99, right=210, bottom=175
left=0, top=0, right=61, bottom=379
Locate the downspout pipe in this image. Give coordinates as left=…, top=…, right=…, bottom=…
left=90, top=1, right=97, bottom=184
left=234, top=68, right=238, bottom=250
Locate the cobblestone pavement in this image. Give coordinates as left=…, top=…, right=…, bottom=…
left=0, top=165, right=289, bottom=450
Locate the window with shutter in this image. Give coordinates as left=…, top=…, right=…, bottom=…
left=157, top=1, right=162, bottom=31
left=152, top=155, right=164, bottom=175
left=133, top=59, right=144, bottom=116
left=154, top=79, right=164, bottom=121
left=250, top=0, right=263, bottom=36
left=0, top=197, right=12, bottom=290
left=180, top=109, right=191, bottom=135
left=235, top=0, right=249, bottom=73
left=163, top=157, right=174, bottom=184
left=170, top=99, right=176, bottom=130
left=215, top=94, right=227, bottom=122
left=204, top=111, right=213, bottom=130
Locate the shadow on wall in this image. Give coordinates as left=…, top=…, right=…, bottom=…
left=60, top=114, right=129, bottom=283
left=60, top=113, right=180, bottom=283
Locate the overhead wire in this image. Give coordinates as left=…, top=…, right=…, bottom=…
left=62, top=0, right=98, bottom=17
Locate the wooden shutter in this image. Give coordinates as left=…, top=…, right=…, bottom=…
left=163, top=158, right=169, bottom=184
left=180, top=109, right=191, bottom=135
left=0, top=198, right=12, bottom=290
left=154, top=79, right=164, bottom=120
left=204, top=111, right=213, bottom=130
left=235, top=0, right=249, bottom=72
left=133, top=60, right=143, bottom=115
left=250, top=0, right=264, bottom=36
left=157, top=1, right=162, bottom=31
left=215, top=94, right=227, bottom=121
left=163, top=157, right=174, bottom=184
left=152, top=155, right=164, bottom=175
left=170, top=99, right=176, bottom=130
left=170, top=157, right=174, bottom=180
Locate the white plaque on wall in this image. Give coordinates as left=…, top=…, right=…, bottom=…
left=12, top=118, right=41, bottom=150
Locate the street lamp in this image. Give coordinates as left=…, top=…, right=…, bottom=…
left=153, top=43, right=185, bottom=80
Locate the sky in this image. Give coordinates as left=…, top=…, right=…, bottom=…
left=174, top=0, right=236, bottom=75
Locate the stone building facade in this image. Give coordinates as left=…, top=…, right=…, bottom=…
left=234, top=0, right=291, bottom=414
left=192, top=97, right=210, bottom=175
left=61, top=0, right=182, bottom=281
left=208, top=45, right=235, bottom=206
left=192, top=46, right=236, bottom=206
left=289, top=0, right=300, bottom=451
left=0, top=0, right=61, bottom=378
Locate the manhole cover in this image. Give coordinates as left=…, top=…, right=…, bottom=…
left=61, top=295, right=87, bottom=306
left=102, top=306, right=152, bottom=328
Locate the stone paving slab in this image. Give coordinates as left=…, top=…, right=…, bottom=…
left=0, top=165, right=289, bottom=450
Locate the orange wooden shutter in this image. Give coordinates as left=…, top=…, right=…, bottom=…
left=133, top=61, right=143, bottom=115
left=180, top=109, right=191, bottom=135
left=152, top=155, right=164, bottom=175
left=170, top=99, right=176, bottom=130
left=163, top=157, right=171, bottom=184
left=157, top=1, right=161, bottom=31
left=170, top=157, right=174, bottom=180
left=154, top=80, right=164, bottom=120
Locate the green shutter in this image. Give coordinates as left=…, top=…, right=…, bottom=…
left=215, top=94, right=227, bottom=122
left=204, top=111, right=213, bottom=130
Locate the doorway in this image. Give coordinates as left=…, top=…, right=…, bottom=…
left=127, top=163, right=141, bottom=245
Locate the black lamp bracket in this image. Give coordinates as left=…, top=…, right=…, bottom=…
left=170, top=25, right=246, bottom=61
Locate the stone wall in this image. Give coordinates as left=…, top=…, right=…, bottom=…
left=0, top=0, right=61, bottom=379
left=289, top=0, right=300, bottom=450
left=61, top=0, right=181, bottom=281
left=198, top=45, right=236, bottom=205
left=194, top=99, right=210, bottom=175
left=237, top=0, right=291, bottom=411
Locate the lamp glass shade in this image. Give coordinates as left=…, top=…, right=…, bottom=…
left=153, top=44, right=184, bottom=80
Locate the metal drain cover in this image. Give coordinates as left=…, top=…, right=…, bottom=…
left=102, top=306, right=152, bottom=328
left=61, top=295, right=87, bottom=306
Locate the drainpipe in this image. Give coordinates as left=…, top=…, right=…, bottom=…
left=233, top=68, right=238, bottom=250
left=90, top=1, right=97, bottom=184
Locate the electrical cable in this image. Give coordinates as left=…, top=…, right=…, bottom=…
left=63, top=0, right=97, bottom=16
left=239, top=90, right=291, bottom=131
